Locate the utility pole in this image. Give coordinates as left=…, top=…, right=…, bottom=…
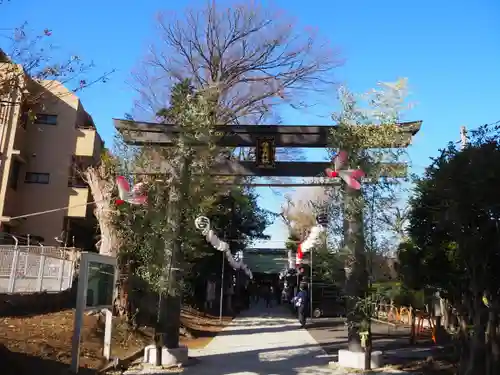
left=219, top=250, right=225, bottom=322
left=460, top=126, right=468, bottom=150
left=310, top=243, right=313, bottom=318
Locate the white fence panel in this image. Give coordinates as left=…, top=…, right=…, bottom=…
left=0, top=246, right=76, bottom=293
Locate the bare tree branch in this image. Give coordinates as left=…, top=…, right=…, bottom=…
left=132, top=1, right=341, bottom=124
left=280, top=191, right=328, bottom=241
left=378, top=205, right=410, bottom=239
left=0, top=23, right=114, bottom=109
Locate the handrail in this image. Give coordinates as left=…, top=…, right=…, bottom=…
left=9, top=234, right=18, bottom=249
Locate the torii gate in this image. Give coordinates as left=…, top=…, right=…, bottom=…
left=114, top=119, right=421, bottom=356
left=115, top=120, right=420, bottom=184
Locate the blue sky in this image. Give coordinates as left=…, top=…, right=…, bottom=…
left=3, top=0, right=500, bottom=247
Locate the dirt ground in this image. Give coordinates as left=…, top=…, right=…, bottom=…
left=0, top=308, right=232, bottom=375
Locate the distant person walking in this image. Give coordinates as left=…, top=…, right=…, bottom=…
left=262, top=284, right=272, bottom=308
left=274, top=283, right=282, bottom=305
left=242, top=284, right=250, bottom=310
left=225, top=284, right=235, bottom=315
left=249, top=281, right=259, bottom=304
left=293, top=284, right=309, bottom=328
left=205, top=280, right=216, bottom=313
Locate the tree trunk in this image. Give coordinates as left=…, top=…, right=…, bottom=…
left=114, top=260, right=132, bottom=319
left=84, top=166, right=120, bottom=256
left=457, top=315, right=470, bottom=373
left=343, top=186, right=368, bottom=352
left=463, top=290, right=487, bottom=375
left=409, top=306, right=416, bottom=345
left=364, top=319, right=372, bottom=370
left=486, top=301, right=500, bottom=375
left=84, top=166, right=128, bottom=316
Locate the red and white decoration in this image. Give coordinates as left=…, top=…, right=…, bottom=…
left=325, top=150, right=365, bottom=190
left=195, top=216, right=253, bottom=279
left=115, top=176, right=148, bottom=205
left=295, top=224, right=326, bottom=266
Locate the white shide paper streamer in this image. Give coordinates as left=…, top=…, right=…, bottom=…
left=295, top=224, right=326, bottom=265
left=194, top=216, right=253, bottom=279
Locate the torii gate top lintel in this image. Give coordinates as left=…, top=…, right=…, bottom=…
left=114, top=119, right=422, bottom=185
left=114, top=119, right=422, bottom=149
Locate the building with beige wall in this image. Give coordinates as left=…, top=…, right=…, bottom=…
left=0, top=53, right=103, bottom=248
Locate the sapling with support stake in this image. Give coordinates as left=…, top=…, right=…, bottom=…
left=346, top=291, right=383, bottom=370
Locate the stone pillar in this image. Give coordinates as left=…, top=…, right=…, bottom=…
left=343, top=186, right=368, bottom=352
left=155, top=152, right=191, bottom=366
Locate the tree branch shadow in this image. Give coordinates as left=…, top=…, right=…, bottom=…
left=184, top=341, right=344, bottom=375
left=0, top=343, right=97, bottom=375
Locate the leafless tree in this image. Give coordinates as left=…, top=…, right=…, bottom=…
left=281, top=187, right=330, bottom=240
left=133, top=1, right=341, bottom=125
left=379, top=205, right=410, bottom=239
left=0, top=23, right=114, bottom=110
left=281, top=198, right=314, bottom=241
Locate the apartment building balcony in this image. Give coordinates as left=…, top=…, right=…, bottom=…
left=67, top=155, right=94, bottom=218
left=1, top=152, right=26, bottom=221
left=12, top=105, right=29, bottom=153
left=10, top=148, right=27, bottom=164
left=75, top=124, right=102, bottom=159
left=67, top=184, right=91, bottom=218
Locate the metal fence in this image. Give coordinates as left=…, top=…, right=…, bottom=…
left=0, top=246, right=76, bottom=293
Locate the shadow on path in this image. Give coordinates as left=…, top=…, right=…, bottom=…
left=214, top=323, right=304, bottom=336
left=181, top=303, right=342, bottom=375
left=183, top=342, right=345, bottom=375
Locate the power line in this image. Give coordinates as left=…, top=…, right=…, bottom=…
left=8, top=200, right=102, bottom=221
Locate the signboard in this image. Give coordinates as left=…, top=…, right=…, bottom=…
left=256, top=136, right=276, bottom=168
left=71, top=252, right=117, bottom=373
left=86, top=261, right=115, bottom=308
